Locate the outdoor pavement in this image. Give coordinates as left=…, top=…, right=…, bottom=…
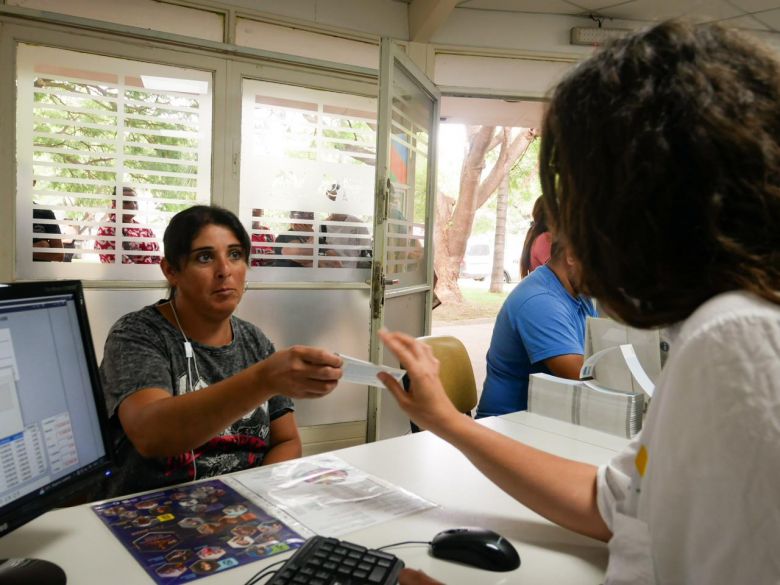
left=431, top=317, right=496, bottom=398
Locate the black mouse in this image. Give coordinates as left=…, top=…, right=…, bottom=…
left=429, top=527, right=520, bottom=572
left=0, top=558, right=66, bottom=584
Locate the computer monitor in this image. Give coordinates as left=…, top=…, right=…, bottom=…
left=0, top=280, right=111, bottom=539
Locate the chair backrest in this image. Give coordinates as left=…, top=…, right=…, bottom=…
left=417, top=335, right=478, bottom=415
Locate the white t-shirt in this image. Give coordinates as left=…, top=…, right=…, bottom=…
left=596, top=291, right=780, bottom=584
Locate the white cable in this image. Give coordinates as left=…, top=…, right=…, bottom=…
left=170, top=298, right=199, bottom=481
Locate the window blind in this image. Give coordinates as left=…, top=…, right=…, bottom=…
left=16, top=44, right=212, bottom=278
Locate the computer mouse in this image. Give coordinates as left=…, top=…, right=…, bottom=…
left=429, top=527, right=520, bottom=572
left=0, top=558, right=66, bottom=584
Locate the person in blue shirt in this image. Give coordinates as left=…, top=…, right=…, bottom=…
left=476, top=242, right=596, bottom=417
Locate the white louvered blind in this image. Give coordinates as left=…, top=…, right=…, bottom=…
left=16, top=44, right=212, bottom=279
left=385, top=69, right=431, bottom=279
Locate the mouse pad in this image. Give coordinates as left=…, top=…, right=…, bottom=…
left=92, top=479, right=304, bottom=584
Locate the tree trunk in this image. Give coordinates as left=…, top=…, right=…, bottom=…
left=489, top=172, right=509, bottom=293
left=433, top=126, right=538, bottom=305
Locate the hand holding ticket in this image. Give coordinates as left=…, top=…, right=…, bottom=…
left=337, top=354, right=406, bottom=387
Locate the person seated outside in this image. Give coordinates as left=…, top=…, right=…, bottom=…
left=250, top=207, right=275, bottom=266
left=98, top=205, right=343, bottom=498
left=520, top=196, right=551, bottom=278
left=32, top=207, right=64, bottom=262
left=95, top=186, right=160, bottom=264
left=386, top=21, right=780, bottom=585
left=274, top=210, right=340, bottom=268
left=273, top=210, right=315, bottom=267
left=476, top=241, right=596, bottom=417
left=319, top=213, right=372, bottom=269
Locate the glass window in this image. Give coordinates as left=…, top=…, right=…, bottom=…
left=16, top=44, right=212, bottom=278
left=386, top=66, right=433, bottom=280
left=240, top=80, right=377, bottom=283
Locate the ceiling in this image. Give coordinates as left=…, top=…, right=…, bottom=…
left=397, top=0, right=780, bottom=37
left=420, top=0, right=780, bottom=127
left=453, top=0, right=780, bottom=32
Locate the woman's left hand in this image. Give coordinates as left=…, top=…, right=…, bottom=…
left=377, top=330, right=461, bottom=435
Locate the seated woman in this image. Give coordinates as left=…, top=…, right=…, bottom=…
left=389, top=21, right=780, bottom=585
left=99, top=205, right=342, bottom=498
left=519, top=196, right=551, bottom=278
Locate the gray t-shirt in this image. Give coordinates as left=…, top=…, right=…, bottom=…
left=98, top=302, right=294, bottom=498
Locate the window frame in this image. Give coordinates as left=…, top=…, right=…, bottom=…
left=0, top=19, right=229, bottom=286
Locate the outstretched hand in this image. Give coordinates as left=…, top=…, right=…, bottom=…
left=377, top=330, right=461, bottom=434
left=256, top=346, right=342, bottom=399
left=398, top=568, right=445, bottom=585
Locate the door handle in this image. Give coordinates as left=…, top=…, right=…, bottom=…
left=384, top=278, right=400, bottom=285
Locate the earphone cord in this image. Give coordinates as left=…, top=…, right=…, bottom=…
left=169, top=298, right=198, bottom=481
left=171, top=299, right=203, bottom=383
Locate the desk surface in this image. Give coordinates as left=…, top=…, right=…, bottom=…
left=0, top=415, right=628, bottom=585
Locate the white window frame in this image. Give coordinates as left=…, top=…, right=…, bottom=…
left=16, top=44, right=214, bottom=279
left=0, top=19, right=229, bottom=285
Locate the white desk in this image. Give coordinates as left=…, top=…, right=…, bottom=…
left=497, top=411, right=632, bottom=452
left=0, top=415, right=628, bottom=584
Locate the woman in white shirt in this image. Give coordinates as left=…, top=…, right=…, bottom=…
left=392, top=20, right=780, bottom=585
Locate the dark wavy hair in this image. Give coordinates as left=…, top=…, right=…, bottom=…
left=520, top=197, right=549, bottom=278
left=541, top=21, right=780, bottom=327
left=163, top=205, right=250, bottom=272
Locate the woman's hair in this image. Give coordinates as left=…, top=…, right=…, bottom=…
left=520, top=197, right=549, bottom=278
left=540, top=21, right=780, bottom=327
left=163, top=205, right=250, bottom=271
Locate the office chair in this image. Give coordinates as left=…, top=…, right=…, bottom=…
left=409, top=335, right=478, bottom=432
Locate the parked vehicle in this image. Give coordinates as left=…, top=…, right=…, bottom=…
left=460, top=237, right=521, bottom=283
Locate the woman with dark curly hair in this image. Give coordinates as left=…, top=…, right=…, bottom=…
left=390, top=21, right=780, bottom=585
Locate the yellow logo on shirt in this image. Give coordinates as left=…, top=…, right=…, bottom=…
left=635, top=445, right=648, bottom=477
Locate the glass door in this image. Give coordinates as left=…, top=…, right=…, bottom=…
left=368, top=39, right=440, bottom=441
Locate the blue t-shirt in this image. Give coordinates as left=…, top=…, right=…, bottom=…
left=476, top=265, right=596, bottom=417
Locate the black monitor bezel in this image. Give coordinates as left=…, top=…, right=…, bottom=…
left=0, top=280, right=113, bottom=537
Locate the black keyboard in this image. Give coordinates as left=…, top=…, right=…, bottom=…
left=265, top=535, right=405, bottom=585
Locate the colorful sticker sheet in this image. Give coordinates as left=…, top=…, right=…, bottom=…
left=92, top=479, right=304, bottom=584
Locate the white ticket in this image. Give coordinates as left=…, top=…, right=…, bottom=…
left=337, top=354, right=406, bottom=387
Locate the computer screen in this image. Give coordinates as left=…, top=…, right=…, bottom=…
left=0, top=280, right=111, bottom=537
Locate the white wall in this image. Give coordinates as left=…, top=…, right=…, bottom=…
left=219, top=0, right=408, bottom=38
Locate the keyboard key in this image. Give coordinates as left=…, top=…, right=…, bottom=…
left=369, top=565, right=389, bottom=583
left=343, top=542, right=367, bottom=554
left=265, top=536, right=404, bottom=585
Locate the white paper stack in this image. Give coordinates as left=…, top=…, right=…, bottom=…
left=527, top=373, right=579, bottom=423
left=528, top=374, right=644, bottom=438
left=577, top=382, right=644, bottom=438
